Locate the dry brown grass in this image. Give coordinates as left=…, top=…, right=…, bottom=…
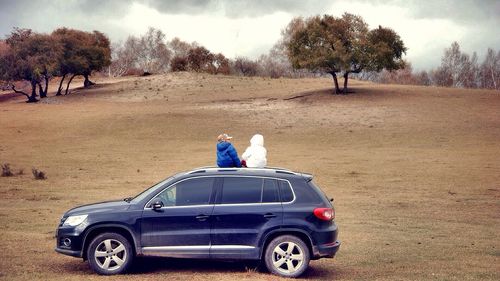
left=0, top=73, right=499, bottom=281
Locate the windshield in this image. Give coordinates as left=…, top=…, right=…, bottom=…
left=129, top=176, right=175, bottom=203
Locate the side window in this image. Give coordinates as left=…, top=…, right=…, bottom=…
left=262, top=179, right=280, bottom=203
left=221, top=177, right=263, bottom=204
left=153, top=177, right=214, bottom=207
left=279, top=180, right=294, bottom=202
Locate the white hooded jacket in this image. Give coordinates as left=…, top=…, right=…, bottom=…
left=242, top=134, right=267, bottom=168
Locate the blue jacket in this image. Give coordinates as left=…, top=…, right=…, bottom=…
left=217, top=141, right=242, bottom=168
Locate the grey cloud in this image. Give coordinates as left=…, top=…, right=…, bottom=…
left=144, top=0, right=332, bottom=17
left=1, top=0, right=498, bottom=70
left=405, top=0, right=500, bottom=23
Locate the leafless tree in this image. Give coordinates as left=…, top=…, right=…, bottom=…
left=135, top=27, right=171, bottom=74
left=109, top=38, right=137, bottom=77
left=232, top=57, right=259, bottom=77
left=480, top=48, right=500, bottom=90
left=168, top=37, right=197, bottom=58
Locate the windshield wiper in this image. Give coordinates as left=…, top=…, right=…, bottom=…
left=123, top=197, right=133, bottom=203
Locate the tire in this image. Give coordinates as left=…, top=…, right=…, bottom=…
left=87, top=232, right=133, bottom=275
left=264, top=235, right=311, bottom=278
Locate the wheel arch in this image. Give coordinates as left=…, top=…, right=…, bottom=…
left=260, top=229, right=314, bottom=259
left=82, top=224, right=139, bottom=260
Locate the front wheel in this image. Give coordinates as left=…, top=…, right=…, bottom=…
left=264, top=235, right=311, bottom=278
left=87, top=232, right=133, bottom=275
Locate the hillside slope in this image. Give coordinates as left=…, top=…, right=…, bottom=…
left=0, top=74, right=499, bottom=281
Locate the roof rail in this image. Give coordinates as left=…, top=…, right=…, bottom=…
left=186, top=166, right=296, bottom=175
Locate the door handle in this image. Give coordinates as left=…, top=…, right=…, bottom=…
left=196, top=214, right=210, bottom=221
left=264, top=213, right=277, bottom=219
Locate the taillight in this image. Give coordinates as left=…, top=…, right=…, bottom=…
left=313, top=208, right=334, bottom=221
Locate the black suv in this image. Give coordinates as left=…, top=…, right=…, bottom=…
left=55, top=167, right=340, bottom=278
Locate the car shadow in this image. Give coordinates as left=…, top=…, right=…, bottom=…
left=54, top=256, right=342, bottom=279
left=129, top=257, right=261, bottom=274
left=130, top=257, right=341, bottom=279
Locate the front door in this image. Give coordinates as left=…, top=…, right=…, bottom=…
left=141, top=177, right=216, bottom=258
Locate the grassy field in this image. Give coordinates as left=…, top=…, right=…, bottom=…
left=0, top=72, right=499, bottom=280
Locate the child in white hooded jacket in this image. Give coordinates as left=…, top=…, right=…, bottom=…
left=242, top=134, right=267, bottom=168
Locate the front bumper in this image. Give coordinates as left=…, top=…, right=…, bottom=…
left=312, top=240, right=340, bottom=259
left=54, top=226, right=84, bottom=258
left=55, top=247, right=82, bottom=257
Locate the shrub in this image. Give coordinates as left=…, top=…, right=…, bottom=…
left=32, top=168, right=47, bottom=180
left=1, top=163, right=14, bottom=177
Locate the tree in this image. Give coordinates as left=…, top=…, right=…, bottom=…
left=258, top=41, right=294, bottom=78
left=109, top=38, right=137, bottom=77
left=378, top=62, right=416, bottom=85
left=415, top=70, right=431, bottom=86
left=168, top=37, right=196, bottom=58
left=187, top=46, right=214, bottom=72
left=437, top=42, right=471, bottom=88
left=170, top=55, right=188, bottom=72
left=232, top=57, right=259, bottom=77
left=134, top=27, right=171, bottom=74
left=286, top=14, right=406, bottom=94
left=0, top=28, right=62, bottom=102
left=52, top=28, right=111, bottom=94
left=480, top=48, right=500, bottom=90
left=211, top=53, right=230, bottom=75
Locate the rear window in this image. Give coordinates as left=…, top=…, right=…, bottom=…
left=309, top=181, right=331, bottom=205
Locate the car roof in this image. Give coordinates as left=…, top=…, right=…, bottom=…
left=178, top=166, right=313, bottom=181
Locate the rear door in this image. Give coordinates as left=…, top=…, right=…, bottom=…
left=140, top=177, right=216, bottom=258
left=210, top=176, right=283, bottom=259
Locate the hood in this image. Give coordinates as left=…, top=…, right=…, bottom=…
left=217, top=141, right=231, bottom=151
left=65, top=200, right=131, bottom=216
left=250, top=134, right=264, bottom=147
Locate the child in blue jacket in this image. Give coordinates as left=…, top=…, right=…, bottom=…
left=216, top=133, right=242, bottom=168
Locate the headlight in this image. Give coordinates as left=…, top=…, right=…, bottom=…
left=63, top=215, right=88, bottom=227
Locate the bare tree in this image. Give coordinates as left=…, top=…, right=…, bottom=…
left=109, top=38, right=137, bottom=77
left=168, top=37, right=196, bottom=58
left=480, top=48, right=500, bottom=90
left=438, top=42, right=473, bottom=88
left=415, top=70, right=431, bottom=86
left=232, top=57, right=259, bottom=77
left=135, top=27, right=171, bottom=74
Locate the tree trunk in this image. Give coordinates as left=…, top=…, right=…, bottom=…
left=56, top=74, right=66, bottom=96
left=83, top=73, right=95, bottom=88
left=330, top=72, right=341, bottom=94
left=11, top=85, right=37, bottom=103
left=65, top=74, right=77, bottom=95
left=38, top=82, right=48, bottom=98
left=343, top=72, right=349, bottom=95
left=28, top=80, right=39, bottom=103
left=44, top=75, right=49, bottom=97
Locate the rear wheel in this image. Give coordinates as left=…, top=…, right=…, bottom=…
left=87, top=232, right=133, bottom=275
left=264, top=235, right=310, bottom=278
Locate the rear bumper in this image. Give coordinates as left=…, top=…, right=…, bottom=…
left=312, top=240, right=340, bottom=259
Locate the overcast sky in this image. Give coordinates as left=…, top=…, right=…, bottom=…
left=1, top=0, right=499, bottom=70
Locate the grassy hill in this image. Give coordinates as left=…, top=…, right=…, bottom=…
left=0, top=73, right=499, bottom=280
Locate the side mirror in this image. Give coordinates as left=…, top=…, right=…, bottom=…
left=152, top=199, right=164, bottom=210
